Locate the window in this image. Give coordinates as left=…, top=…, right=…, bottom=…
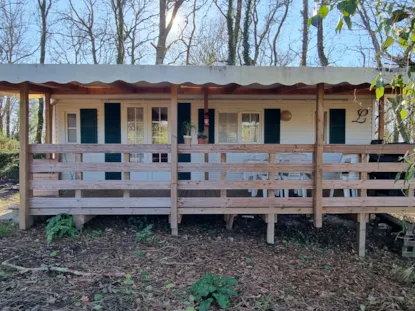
left=218, top=113, right=238, bottom=143
left=241, top=113, right=260, bottom=143
left=66, top=113, right=77, bottom=143
left=218, top=112, right=261, bottom=143
left=151, top=107, right=168, bottom=162
left=127, top=107, right=144, bottom=163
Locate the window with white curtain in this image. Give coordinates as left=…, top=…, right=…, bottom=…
left=218, top=112, right=238, bottom=143
left=218, top=112, right=261, bottom=143
left=66, top=113, right=77, bottom=143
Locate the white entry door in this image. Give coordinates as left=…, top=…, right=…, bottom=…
left=125, top=105, right=170, bottom=181
left=149, top=106, right=170, bottom=181
left=127, top=106, right=148, bottom=181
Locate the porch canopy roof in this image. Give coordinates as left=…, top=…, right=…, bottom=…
left=0, top=64, right=398, bottom=96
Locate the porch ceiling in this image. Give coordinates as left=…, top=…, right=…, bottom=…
left=0, top=64, right=399, bottom=95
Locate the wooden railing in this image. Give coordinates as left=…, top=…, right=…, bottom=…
left=29, top=144, right=172, bottom=216
left=28, top=143, right=415, bottom=220
left=177, top=144, right=314, bottom=216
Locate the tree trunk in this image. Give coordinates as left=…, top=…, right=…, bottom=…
left=300, top=0, right=308, bottom=66
left=155, top=0, right=185, bottom=64
left=35, top=98, right=44, bottom=144
left=317, top=3, right=329, bottom=67
left=242, top=0, right=252, bottom=65
left=36, top=0, right=52, bottom=143
left=4, top=98, right=11, bottom=138
left=226, top=0, right=242, bottom=65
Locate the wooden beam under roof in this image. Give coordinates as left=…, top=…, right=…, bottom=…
left=325, top=83, right=371, bottom=94
left=272, top=83, right=307, bottom=94
left=39, top=82, right=88, bottom=93
left=0, top=82, right=52, bottom=94
left=110, top=80, right=140, bottom=93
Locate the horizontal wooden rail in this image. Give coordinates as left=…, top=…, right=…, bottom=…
left=31, top=197, right=170, bottom=208
left=322, top=197, right=415, bottom=207
left=178, top=180, right=313, bottom=190
left=31, top=208, right=170, bottom=215
left=30, top=180, right=171, bottom=190
left=323, top=162, right=408, bottom=172
left=323, top=144, right=415, bottom=154
left=323, top=180, right=413, bottom=189
left=178, top=144, right=314, bottom=153
left=31, top=162, right=171, bottom=172
left=178, top=207, right=313, bottom=214
left=178, top=197, right=313, bottom=208
left=30, top=144, right=171, bottom=153
left=178, top=163, right=313, bottom=172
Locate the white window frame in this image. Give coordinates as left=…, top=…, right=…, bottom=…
left=216, top=109, right=263, bottom=144
left=65, top=112, right=79, bottom=144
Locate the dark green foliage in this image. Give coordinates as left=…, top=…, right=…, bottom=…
left=190, top=274, right=238, bottom=311
left=0, top=152, right=19, bottom=181
left=135, top=224, right=156, bottom=245
left=45, top=214, right=79, bottom=244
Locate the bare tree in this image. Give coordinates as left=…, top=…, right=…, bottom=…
left=126, top=0, right=157, bottom=64
left=189, top=16, right=228, bottom=65
left=300, top=0, right=308, bottom=66
left=214, top=0, right=243, bottom=65
left=61, top=0, right=111, bottom=64
left=35, top=0, right=53, bottom=144
left=154, top=0, right=186, bottom=64
left=0, top=0, right=36, bottom=64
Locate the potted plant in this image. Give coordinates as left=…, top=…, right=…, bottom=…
left=182, top=121, right=196, bottom=145
left=197, top=132, right=207, bottom=144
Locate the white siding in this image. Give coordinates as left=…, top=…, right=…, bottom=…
left=54, top=95, right=375, bottom=181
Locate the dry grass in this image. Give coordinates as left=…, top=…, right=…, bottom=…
left=0, top=192, right=19, bottom=215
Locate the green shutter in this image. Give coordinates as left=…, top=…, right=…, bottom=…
left=178, top=103, right=191, bottom=180
left=105, top=103, right=121, bottom=180
left=80, top=109, right=97, bottom=144
left=198, top=109, right=215, bottom=144
left=329, top=109, right=346, bottom=144
left=264, top=109, right=280, bottom=144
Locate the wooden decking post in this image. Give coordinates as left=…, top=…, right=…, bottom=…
left=123, top=153, right=130, bottom=198
left=314, top=83, right=324, bottom=228
left=378, top=96, right=385, bottom=140
left=357, top=213, right=368, bottom=257
left=19, top=82, right=32, bottom=229
left=267, top=153, right=276, bottom=244
left=170, top=84, right=179, bottom=236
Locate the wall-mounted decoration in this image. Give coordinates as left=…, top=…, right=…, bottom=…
left=281, top=110, right=292, bottom=121
left=352, top=109, right=368, bottom=123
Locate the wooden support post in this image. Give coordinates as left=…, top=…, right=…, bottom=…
left=221, top=153, right=234, bottom=229
left=267, top=153, right=276, bottom=244
left=19, top=82, right=32, bottom=230
left=314, top=83, right=324, bottom=228
left=75, top=153, right=83, bottom=199
left=45, top=93, right=52, bottom=158
left=170, top=84, right=179, bottom=236
left=123, top=153, right=130, bottom=198
left=360, top=154, right=368, bottom=197
left=378, top=96, right=385, bottom=140
left=204, top=88, right=209, bottom=181
left=357, top=213, right=368, bottom=257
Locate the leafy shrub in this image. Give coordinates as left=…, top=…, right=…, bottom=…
left=136, top=224, right=156, bottom=245
left=190, top=274, right=238, bottom=311
left=0, top=134, right=19, bottom=151
left=0, top=221, right=15, bottom=238
left=0, top=152, right=19, bottom=181
left=128, top=216, right=149, bottom=230
left=46, top=214, right=80, bottom=244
